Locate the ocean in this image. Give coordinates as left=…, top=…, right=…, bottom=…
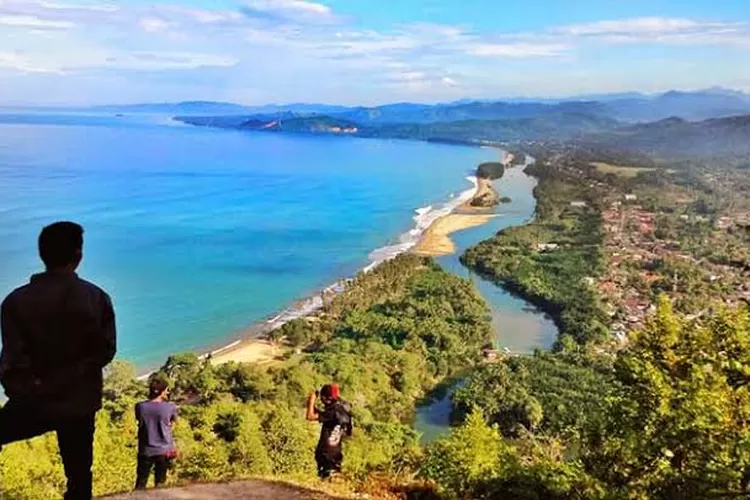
left=0, top=113, right=501, bottom=369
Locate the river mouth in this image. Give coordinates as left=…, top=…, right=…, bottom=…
left=414, top=166, right=558, bottom=442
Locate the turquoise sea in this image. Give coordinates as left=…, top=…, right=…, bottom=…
left=0, top=113, right=514, bottom=369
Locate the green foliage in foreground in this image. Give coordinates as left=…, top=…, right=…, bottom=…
left=0, top=255, right=492, bottom=499
left=421, top=299, right=750, bottom=499
left=2, top=251, right=750, bottom=499
left=586, top=297, right=750, bottom=499
left=422, top=410, right=603, bottom=500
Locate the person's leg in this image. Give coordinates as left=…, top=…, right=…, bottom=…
left=56, top=413, right=95, bottom=500
left=0, top=399, right=55, bottom=446
left=135, top=455, right=154, bottom=490
left=331, top=450, right=343, bottom=475
left=315, top=450, right=335, bottom=479
left=314, top=450, right=327, bottom=479
left=153, top=455, right=168, bottom=487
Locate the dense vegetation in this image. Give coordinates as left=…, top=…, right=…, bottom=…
left=4, top=254, right=748, bottom=499
left=476, top=162, right=505, bottom=180
left=451, top=351, right=617, bottom=439
left=424, top=298, right=750, bottom=499
left=462, top=159, right=610, bottom=346
left=0, top=255, right=494, bottom=499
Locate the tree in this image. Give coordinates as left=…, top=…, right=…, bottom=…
left=421, top=409, right=509, bottom=497
left=587, top=297, right=750, bottom=497
left=102, top=360, right=145, bottom=420
left=159, top=353, right=219, bottom=403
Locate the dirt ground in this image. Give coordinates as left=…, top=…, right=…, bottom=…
left=101, top=480, right=344, bottom=500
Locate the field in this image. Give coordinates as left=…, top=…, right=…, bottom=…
left=592, top=161, right=654, bottom=178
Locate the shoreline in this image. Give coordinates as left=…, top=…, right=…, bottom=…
left=412, top=213, right=498, bottom=257
left=145, top=155, right=503, bottom=372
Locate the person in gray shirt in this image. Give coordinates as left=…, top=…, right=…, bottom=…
left=135, top=377, right=178, bottom=489
left=0, top=221, right=116, bottom=500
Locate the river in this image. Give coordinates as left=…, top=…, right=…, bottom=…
left=414, top=164, right=558, bottom=442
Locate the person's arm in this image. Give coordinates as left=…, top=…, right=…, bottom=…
left=83, top=292, right=116, bottom=370
left=306, top=391, right=320, bottom=421
left=98, top=293, right=117, bottom=367
left=0, top=296, right=32, bottom=387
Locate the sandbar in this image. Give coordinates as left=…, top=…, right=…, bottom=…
left=412, top=213, right=495, bottom=257
left=458, top=177, right=498, bottom=212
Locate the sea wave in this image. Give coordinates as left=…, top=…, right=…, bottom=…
left=265, top=281, right=346, bottom=330
left=262, top=176, right=478, bottom=329
left=364, top=176, right=478, bottom=272
left=191, top=175, right=480, bottom=364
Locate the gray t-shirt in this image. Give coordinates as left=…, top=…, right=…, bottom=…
left=135, top=400, right=178, bottom=457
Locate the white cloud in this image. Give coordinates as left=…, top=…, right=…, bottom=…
left=1, top=2, right=748, bottom=104
left=559, top=18, right=703, bottom=36
left=101, top=52, right=240, bottom=71
left=319, top=32, right=418, bottom=55
left=0, top=13, right=74, bottom=29
left=442, top=76, right=459, bottom=87
left=156, top=6, right=243, bottom=24
left=468, top=42, right=569, bottom=58
left=138, top=17, right=173, bottom=33
left=38, top=1, right=118, bottom=13
left=0, top=51, right=59, bottom=73
left=0, top=48, right=239, bottom=74
left=555, top=17, right=749, bottom=46
left=241, top=0, right=335, bottom=23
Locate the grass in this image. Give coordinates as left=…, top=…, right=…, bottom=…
left=592, top=162, right=654, bottom=178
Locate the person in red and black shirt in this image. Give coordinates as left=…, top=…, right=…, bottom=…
left=306, top=383, right=352, bottom=479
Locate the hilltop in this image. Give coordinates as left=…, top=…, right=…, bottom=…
left=582, top=113, right=750, bottom=158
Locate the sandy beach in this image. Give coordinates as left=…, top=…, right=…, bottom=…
left=412, top=213, right=496, bottom=257
left=209, top=338, right=283, bottom=365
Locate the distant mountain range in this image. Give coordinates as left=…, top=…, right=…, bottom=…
left=25, top=87, right=744, bottom=163
left=81, top=87, right=750, bottom=124
left=89, top=101, right=352, bottom=116
left=584, top=114, right=750, bottom=159
left=177, top=92, right=750, bottom=163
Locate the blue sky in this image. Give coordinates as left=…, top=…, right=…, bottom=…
left=1, top=0, right=749, bottom=105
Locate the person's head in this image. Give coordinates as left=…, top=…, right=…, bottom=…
left=148, top=377, right=169, bottom=401
left=319, top=383, right=340, bottom=405
left=38, top=221, right=84, bottom=272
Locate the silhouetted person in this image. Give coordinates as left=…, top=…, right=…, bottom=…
left=306, top=383, right=352, bottom=479
left=135, top=377, right=178, bottom=490
left=0, top=221, right=116, bottom=500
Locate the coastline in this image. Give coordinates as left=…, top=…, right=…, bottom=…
left=181, top=162, right=503, bottom=370
left=412, top=213, right=497, bottom=257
